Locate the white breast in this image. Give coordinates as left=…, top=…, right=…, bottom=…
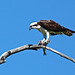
left=37, top=26, right=46, bottom=35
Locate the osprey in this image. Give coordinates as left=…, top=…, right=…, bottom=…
left=29, top=20, right=75, bottom=54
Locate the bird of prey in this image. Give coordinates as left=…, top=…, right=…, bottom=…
left=29, top=20, right=75, bottom=54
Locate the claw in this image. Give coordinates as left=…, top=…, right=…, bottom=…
left=38, top=40, right=50, bottom=55
left=44, top=40, right=50, bottom=44
left=42, top=40, right=50, bottom=45
left=38, top=40, right=50, bottom=45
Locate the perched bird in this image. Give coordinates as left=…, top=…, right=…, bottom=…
left=29, top=20, right=75, bottom=55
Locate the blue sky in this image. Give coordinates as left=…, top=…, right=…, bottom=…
left=0, top=0, right=75, bottom=75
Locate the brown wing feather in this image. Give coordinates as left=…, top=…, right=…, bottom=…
left=63, top=28, right=75, bottom=36
left=37, top=20, right=65, bottom=32
left=37, top=20, right=75, bottom=36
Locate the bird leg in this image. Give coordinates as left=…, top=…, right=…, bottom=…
left=38, top=34, right=46, bottom=45
left=38, top=41, right=47, bottom=55
left=44, top=31, right=50, bottom=44
left=38, top=32, right=50, bottom=55
left=42, top=34, right=46, bottom=42
left=38, top=31, right=50, bottom=45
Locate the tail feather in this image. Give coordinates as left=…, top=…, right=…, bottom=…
left=63, top=29, right=75, bottom=36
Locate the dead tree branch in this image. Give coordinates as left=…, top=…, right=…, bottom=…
left=0, top=44, right=75, bottom=64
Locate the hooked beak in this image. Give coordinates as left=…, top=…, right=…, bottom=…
left=29, top=26, right=32, bottom=30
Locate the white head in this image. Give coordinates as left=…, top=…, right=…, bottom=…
left=29, top=22, right=40, bottom=30
left=30, top=22, right=37, bottom=26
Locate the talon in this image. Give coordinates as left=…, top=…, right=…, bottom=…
left=47, top=40, right=50, bottom=43
left=38, top=40, right=50, bottom=45
left=44, top=40, right=50, bottom=43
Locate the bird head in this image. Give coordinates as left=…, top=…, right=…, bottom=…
left=29, top=22, right=40, bottom=30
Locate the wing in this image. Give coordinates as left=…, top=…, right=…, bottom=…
left=37, top=20, right=75, bottom=36
left=37, top=20, right=65, bottom=32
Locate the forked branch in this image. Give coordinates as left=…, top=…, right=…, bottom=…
left=0, top=44, right=75, bottom=64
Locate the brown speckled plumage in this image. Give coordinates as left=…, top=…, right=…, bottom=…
left=37, top=20, right=75, bottom=36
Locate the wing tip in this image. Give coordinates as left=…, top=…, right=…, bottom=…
left=64, top=30, right=75, bottom=36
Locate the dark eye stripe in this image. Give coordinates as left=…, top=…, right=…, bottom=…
left=33, top=24, right=38, bottom=26
left=30, top=26, right=32, bottom=27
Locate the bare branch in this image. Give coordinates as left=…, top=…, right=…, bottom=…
left=0, top=44, right=75, bottom=64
